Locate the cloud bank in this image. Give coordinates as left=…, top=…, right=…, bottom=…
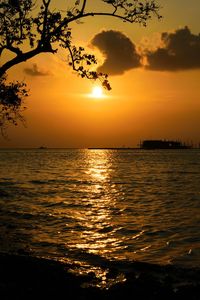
left=91, top=30, right=141, bottom=75
left=24, top=64, right=51, bottom=76
left=145, top=27, right=200, bottom=71
left=91, top=27, right=200, bottom=74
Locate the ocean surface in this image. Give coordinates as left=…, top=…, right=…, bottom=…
left=0, top=148, right=200, bottom=275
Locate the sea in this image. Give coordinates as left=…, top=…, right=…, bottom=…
left=0, top=148, right=200, bottom=279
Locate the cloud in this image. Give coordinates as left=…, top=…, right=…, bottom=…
left=24, top=63, right=51, bottom=76
left=145, top=26, right=200, bottom=71
left=91, top=30, right=141, bottom=75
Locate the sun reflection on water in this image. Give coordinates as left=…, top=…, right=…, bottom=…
left=72, top=150, right=126, bottom=257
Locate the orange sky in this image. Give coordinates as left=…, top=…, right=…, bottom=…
left=1, top=0, right=200, bottom=148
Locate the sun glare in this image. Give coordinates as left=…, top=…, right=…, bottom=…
left=91, top=86, right=103, bottom=98
left=85, top=85, right=111, bottom=100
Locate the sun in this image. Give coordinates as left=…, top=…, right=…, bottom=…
left=91, top=86, right=103, bottom=98
left=86, top=85, right=110, bottom=100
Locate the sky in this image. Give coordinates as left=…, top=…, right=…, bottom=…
left=1, top=0, right=200, bottom=148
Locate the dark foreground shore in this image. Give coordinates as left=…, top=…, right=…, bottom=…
left=0, top=253, right=200, bottom=300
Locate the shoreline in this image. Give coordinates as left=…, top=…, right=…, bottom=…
left=0, top=252, right=200, bottom=299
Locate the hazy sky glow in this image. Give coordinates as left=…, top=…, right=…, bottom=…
left=1, top=0, right=200, bottom=148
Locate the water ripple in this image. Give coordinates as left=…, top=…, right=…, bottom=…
left=0, top=149, right=200, bottom=268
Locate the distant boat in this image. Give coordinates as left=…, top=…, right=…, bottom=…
left=140, top=140, right=191, bottom=149
left=38, top=146, right=47, bottom=149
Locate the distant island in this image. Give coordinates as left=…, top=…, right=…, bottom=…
left=140, top=140, right=191, bottom=150
left=88, top=140, right=193, bottom=150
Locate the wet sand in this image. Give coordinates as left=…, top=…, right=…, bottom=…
left=0, top=252, right=200, bottom=299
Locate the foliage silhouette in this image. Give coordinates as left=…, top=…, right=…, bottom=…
left=0, top=0, right=161, bottom=135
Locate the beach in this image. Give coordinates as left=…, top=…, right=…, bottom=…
left=0, top=252, right=200, bottom=299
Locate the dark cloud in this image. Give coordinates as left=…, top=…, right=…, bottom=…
left=145, top=27, right=200, bottom=71
left=24, top=63, right=50, bottom=76
left=91, top=30, right=141, bottom=75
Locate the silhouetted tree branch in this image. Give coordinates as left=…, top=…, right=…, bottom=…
left=0, top=75, right=28, bottom=138
left=0, top=0, right=161, bottom=134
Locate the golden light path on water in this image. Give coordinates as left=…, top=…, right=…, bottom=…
left=61, top=150, right=131, bottom=287
left=71, top=150, right=126, bottom=257
left=62, top=149, right=166, bottom=287
left=63, top=149, right=165, bottom=266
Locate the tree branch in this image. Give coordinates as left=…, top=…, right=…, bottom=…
left=65, top=41, right=111, bottom=90
left=5, top=45, right=23, bottom=56
left=53, top=1, right=160, bottom=36
left=41, top=0, right=51, bottom=43
left=74, top=11, right=135, bottom=23
left=52, top=11, right=130, bottom=38
left=80, top=0, right=87, bottom=14
left=0, top=47, right=41, bottom=77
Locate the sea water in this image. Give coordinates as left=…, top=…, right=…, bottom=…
left=0, top=149, right=200, bottom=271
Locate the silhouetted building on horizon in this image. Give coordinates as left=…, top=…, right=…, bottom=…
left=140, top=140, right=191, bottom=149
